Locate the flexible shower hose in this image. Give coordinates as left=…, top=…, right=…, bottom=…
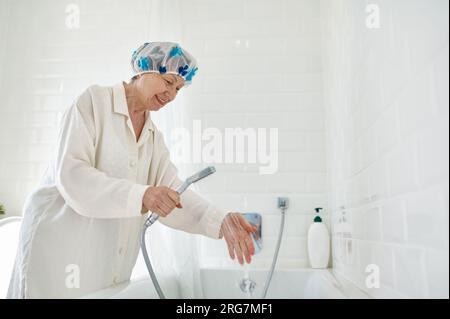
left=140, top=217, right=166, bottom=298
left=140, top=167, right=217, bottom=299
left=261, top=206, right=286, bottom=299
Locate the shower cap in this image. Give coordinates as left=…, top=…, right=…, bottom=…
left=130, top=42, right=199, bottom=86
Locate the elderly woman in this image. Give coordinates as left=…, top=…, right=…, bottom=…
left=8, top=42, right=256, bottom=299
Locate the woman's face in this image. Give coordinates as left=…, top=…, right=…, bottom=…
left=133, top=73, right=185, bottom=111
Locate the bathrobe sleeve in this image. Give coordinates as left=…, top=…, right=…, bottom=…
left=146, top=129, right=229, bottom=239
left=54, top=90, right=149, bottom=219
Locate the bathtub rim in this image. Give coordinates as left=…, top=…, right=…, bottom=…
left=199, top=266, right=372, bottom=299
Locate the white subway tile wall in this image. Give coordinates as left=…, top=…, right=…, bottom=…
left=0, top=0, right=327, bottom=272
left=0, top=0, right=447, bottom=299
left=321, top=0, right=449, bottom=298
left=0, top=0, right=154, bottom=212
left=180, top=0, right=327, bottom=269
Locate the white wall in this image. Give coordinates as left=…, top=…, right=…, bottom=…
left=2, top=0, right=447, bottom=298
left=179, top=0, right=327, bottom=269
left=0, top=0, right=327, bottom=269
left=0, top=0, right=154, bottom=213
left=321, top=0, right=449, bottom=298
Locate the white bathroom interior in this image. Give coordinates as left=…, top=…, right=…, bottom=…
left=0, top=0, right=448, bottom=299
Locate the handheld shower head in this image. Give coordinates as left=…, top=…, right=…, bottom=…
left=145, top=166, right=217, bottom=226
left=178, top=166, right=216, bottom=193
left=188, top=165, right=216, bottom=183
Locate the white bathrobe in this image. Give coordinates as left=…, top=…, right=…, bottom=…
left=7, top=82, right=228, bottom=299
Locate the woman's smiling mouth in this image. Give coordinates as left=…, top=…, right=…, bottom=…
left=155, top=95, right=168, bottom=106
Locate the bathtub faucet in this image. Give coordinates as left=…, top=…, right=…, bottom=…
left=239, top=278, right=257, bottom=294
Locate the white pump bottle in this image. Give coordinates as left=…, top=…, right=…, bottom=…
left=307, top=207, right=330, bottom=269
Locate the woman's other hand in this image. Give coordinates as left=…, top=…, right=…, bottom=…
left=220, top=212, right=258, bottom=265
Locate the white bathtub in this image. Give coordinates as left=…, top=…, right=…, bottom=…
left=83, top=268, right=369, bottom=299
left=200, top=267, right=368, bottom=299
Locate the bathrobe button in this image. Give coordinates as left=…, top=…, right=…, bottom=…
left=130, top=160, right=136, bottom=167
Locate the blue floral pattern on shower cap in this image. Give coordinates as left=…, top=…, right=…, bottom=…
left=130, top=42, right=199, bottom=86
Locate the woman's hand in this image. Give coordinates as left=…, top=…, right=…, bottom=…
left=219, top=212, right=258, bottom=265
left=142, top=186, right=182, bottom=217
